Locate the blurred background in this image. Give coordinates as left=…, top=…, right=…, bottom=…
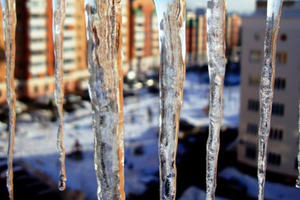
left=0, top=0, right=299, bottom=199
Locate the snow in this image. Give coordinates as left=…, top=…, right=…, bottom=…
left=182, top=72, right=239, bottom=129
left=0, top=72, right=298, bottom=199
left=179, top=186, right=228, bottom=200
left=0, top=72, right=240, bottom=199
left=219, top=167, right=300, bottom=200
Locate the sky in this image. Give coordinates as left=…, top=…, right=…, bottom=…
left=187, top=0, right=256, bottom=15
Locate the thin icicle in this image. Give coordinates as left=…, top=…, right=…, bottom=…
left=52, top=0, right=67, bottom=191
left=85, top=1, right=125, bottom=199
left=153, top=0, right=186, bottom=199
left=205, top=1, right=226, bottom=200
left=0, top=0, right=16, bottom=200
left=257, top=0, right=283, bottom=199
left=297, top=100, right=300, bottom=188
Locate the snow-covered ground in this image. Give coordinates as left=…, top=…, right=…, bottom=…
left=220, top=167, right=300, bottom=200
left=179, top=186, right=228, bottom=200
left=0, top=72, right=240, bottom=199
left=182, top=72, right=239, bottom=128
left=0, top=72, right=299, bottom=199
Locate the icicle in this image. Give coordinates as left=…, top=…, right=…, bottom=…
left=1, top=1, right=16, bottom=200
left=205, top=1, right=226, bottom=200
left=153, top=0, right=186, bottom=199
left=52, top=0, right=67, bottom=191
left=257, top=0, right=283, bottom=199
left=297, top=100, right=300, bottom=188
left=0, top=0, right=16, bottom=200
left=84, top=1, right=125, bottom=199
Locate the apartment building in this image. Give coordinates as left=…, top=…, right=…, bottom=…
left=186, top=12, right=198, bottom=67
left=186, top=9, right=241, bottom=67
left=151, top=10, right=159, bottom=67
left=131, top=0, right=159, bottom=73
left=238, top=1, right=300, bottom=177
left=226, top=14, right=242, bottom=51
left=197, top=13, right=207, bottom=66
left=121, top=0, right=130, bottom=75
left=62, top=0, right=88, bottom=93
left=10, top=0, right=88, bottom=101
left=14, top=0, right=54, bottom=99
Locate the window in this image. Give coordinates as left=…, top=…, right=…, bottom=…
left=280, top=33, right=287, bottom=42
left=249, top=75, right=260, bottom=86
left=31, top=62, right=46, bottom=67
left=272, top=103, right=284, bottom=116
left=64, top=59, right=75, bottom=64
left=269, top=128, right=283, bottom=140
left=276, top=52, right=288, bottom=65
left=34, top=86, right=39, bottom=94
left=245, top=146, right=256, bottom=160
left=64, top=47, right=75, bottom=52
left=268, top=152, right=281, bottom=166
left=248, top=99, right=259, bottom=112
left=274, top=78, right=286, bottom=90
left=246, top=123, right=258, bottom=135
left=44, top=84, right=49, bottom=92
left=65, top=83, right=69, bottom=91
left=64, top=36, right=73, bottom=41
left=254, top=33, right=261, bottom=41
left=249, top=50, right=262, bottom=63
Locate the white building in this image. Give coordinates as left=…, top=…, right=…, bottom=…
left=238, top=1, right=300, bottom=177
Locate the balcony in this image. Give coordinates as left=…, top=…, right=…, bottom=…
left=30, top=29, right=47, bottom=39
left=29, top=65, right=47, bottom=75
left=30, top=42, right=47, bottom=51
left=30, top=54, right=47, bottom=63
left=29, top=18, right=47, bottom=26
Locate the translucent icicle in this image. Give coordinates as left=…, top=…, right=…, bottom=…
left=52, top=0, right=67, bottom=191
left=84, top=1, right=125, bottom=199
left=205, top=1, right=226, bottom=200
left=257, top=0, right=283, bottom=199
left=297, top=100, right=300, bottom=188
left=153, top=1, right=186, bottom=199
left=0, top=1, right=16, bottom=200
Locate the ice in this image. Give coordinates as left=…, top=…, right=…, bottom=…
left=205, top=1, right=226, bottom=200
left=52, top=0, right=67, bottom=191
left=84, top=1, right=125, bottom=199
left=153, top=0, right=186, bottom=199
left=0, top=0, right=17, bottom=199
left=257, top=0, right=283, bottom=199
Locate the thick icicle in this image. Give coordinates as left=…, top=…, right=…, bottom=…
left=1, top=1, right=16, bottom=200
left=297, top=100, right=300, bottom=188
left=153, top=0, right=186, bottom=199
left=52, top=0, right=67, bottom=191
left=85, top=1, right=125, bottom=199
left=257, top=0, right=283, bottom=199
left=205, top=1, right=226, bottom=200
